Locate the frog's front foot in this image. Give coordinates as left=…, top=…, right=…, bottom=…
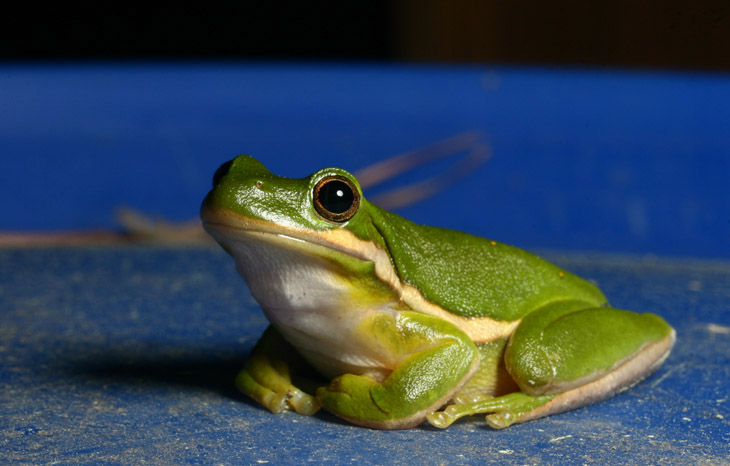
left=236, top=355, right=321, bottom=415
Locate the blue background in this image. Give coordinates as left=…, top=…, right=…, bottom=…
left=2, top=63, right=728, bottom=258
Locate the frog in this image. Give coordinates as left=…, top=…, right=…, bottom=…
left=200, top=155, right=676, bottom=430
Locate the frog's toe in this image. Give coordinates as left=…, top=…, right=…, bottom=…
left=426, top=410, right=455, bottom=429
left=485, top=411, right=517, bottom=429
left=267, top=393, right=289, bottom=413
left=288, top=388, right=320, bottom=415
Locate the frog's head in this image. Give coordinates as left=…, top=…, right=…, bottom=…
left=200, top=155, right=401, bottom=366
left=200, top=154, right=374, bottom=241
left=200, top=153, right=400, bottom=280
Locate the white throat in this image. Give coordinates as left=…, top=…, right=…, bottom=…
left=220, top=229, right=400, bottom=380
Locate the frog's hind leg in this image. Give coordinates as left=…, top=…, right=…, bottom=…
left=428, top=301, right=675, bottom=429
left=505, top=322, right=674, bottom=427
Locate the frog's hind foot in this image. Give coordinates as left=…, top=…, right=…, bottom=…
left=427, top=393, right=554, bottom=429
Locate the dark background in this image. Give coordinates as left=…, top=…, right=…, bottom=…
left=4, top=1, right=730, bottom=70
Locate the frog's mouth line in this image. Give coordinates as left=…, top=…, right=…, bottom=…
left=200, top=207, right=377, bottom=264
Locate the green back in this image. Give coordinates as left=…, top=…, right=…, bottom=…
left=365, top=206, right=607, bottom=320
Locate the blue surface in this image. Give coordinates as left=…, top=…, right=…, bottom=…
left=1, top=247, right=728, bottom=464
left=1, top=63, right=729, bottom=258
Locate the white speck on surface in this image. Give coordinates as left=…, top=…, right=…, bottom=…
left=682, top=417, right=692, bottom=422
left=549, top=435, right=573, bottom=443
left=498, top=449, right=514, bottom=454
left=715, top=414, right=724, bottom=419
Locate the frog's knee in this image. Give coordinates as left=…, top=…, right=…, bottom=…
left=503, top=338, right=556, bottom=396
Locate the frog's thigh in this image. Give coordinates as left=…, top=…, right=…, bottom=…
left=505, top=302, right=675, bottom=421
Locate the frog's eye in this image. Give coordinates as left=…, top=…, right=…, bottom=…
left=313, top=175, right=360, bottom=223
left=212, top=160, right=233, bottom=187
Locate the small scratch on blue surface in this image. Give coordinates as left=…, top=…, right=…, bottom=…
left=650, top=362, right=684, bottom=389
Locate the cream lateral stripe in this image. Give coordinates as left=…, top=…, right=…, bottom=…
left=400, top=286, right=521, bottom=343
left=201, top=207, right=517, bottom=342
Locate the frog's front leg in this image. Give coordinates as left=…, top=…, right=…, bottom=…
left=236, top=326, right=321, bottom=415
left=429, top=300, right=675, bottom=429
left=316, top=311, right=480, bottom=430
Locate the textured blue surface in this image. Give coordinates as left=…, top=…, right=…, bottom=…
left=1, top=63, right=729, bottom=258
left=1, top=247, right=729, bottom=465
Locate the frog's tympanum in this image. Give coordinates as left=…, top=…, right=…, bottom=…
left=200, top=155, right=675, bottom=430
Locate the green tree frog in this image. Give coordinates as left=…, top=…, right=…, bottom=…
left=200, top=155, right=675, bottom=430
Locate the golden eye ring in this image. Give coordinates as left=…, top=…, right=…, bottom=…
left=313, top=175, right=360, bottom=223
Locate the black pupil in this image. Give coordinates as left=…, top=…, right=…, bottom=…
left=318, top=180, right=354, bottom=214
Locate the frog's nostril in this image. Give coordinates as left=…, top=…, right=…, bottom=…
left=212, top=160, right=233, bottom=187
